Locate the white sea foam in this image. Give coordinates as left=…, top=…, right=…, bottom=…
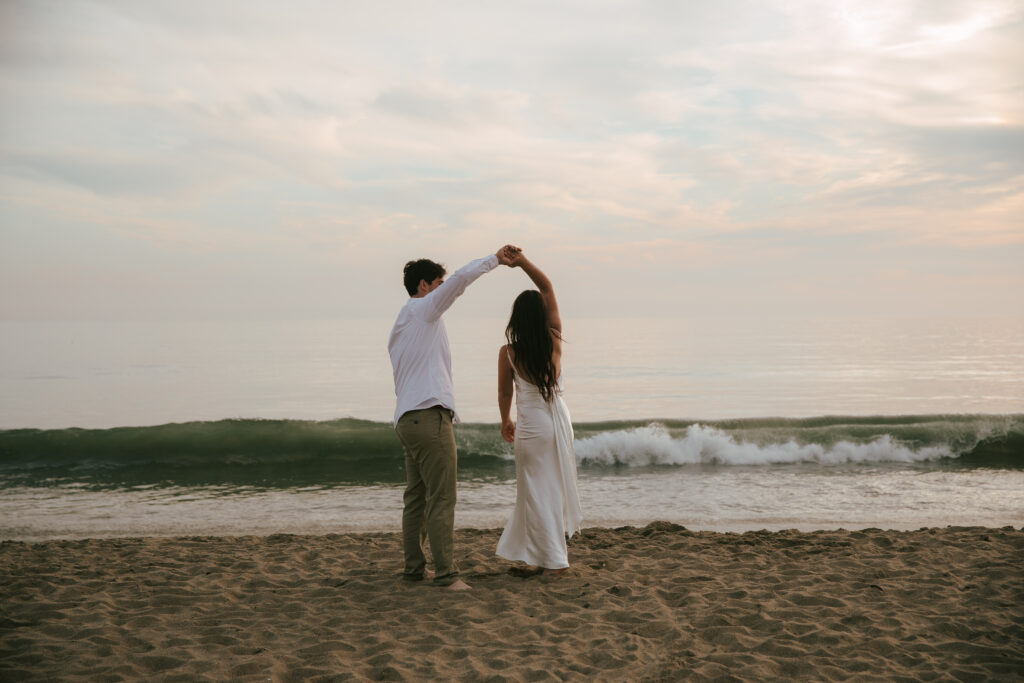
left=574, top=423, right=955, bottom=466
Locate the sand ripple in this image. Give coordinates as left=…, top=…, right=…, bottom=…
left=1, top=524, right=1022, bottom=681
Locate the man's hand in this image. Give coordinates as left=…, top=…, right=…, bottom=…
left=496, top=244, right=521, bottom=266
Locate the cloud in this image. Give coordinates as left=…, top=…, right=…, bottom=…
left=1, top=0, right=1021, bottom=319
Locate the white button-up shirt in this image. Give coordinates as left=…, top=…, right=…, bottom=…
left=388, top=254, right=499, bottom=425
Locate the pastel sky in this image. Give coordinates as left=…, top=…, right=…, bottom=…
left=2, top=0, right=1022, bottom=321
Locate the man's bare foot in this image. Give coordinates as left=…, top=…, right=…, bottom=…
left=543, top=567, right=568, bottom=576
left=425, top=569, right=435, bottom=580
left=442, top=578, right=471, bottom=591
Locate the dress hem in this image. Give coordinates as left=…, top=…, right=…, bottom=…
left=495, top=549, right=569, bottom=570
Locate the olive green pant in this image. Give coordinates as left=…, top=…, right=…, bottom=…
left=395, top=407, right=459, bottom=586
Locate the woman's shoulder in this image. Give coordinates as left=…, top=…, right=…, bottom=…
left=499, top=344, right=516, bottom=363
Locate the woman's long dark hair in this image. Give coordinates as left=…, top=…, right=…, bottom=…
left=505, top=290, right=560, bottom=402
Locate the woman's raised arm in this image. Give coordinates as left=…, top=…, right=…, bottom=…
left=511, top=254, right=561, bottom=334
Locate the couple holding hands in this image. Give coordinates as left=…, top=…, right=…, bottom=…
left=388, top=245, right=583, bottom=590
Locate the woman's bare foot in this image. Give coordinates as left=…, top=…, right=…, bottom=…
left=509, top=565, right=544, bottom=578
left=542, top=567, right=568, bottom=576
left=442, top=578, right=471, bottom=591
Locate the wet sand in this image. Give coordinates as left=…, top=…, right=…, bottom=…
left=2, top=523, right=1022, bottom=681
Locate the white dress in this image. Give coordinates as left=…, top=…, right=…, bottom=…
left=496, top=357, right=583, bottom=569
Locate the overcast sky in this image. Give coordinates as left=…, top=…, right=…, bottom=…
left=1, top=0, right=1022, bottom=321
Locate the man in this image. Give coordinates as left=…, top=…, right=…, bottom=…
left=388, top=245, right=519, bottom=590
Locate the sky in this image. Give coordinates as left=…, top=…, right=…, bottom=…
left=1, top=0, right=1022, bottom=321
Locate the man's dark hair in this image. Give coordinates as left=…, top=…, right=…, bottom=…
left=403, top=259, right=446, bottom=296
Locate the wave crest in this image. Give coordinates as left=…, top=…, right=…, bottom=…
left=574, top=423, right=956, bottom=467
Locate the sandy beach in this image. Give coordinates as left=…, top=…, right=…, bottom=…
left=1, top=523, right=1021, bottom=681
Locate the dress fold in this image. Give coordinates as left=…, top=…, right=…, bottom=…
left=496, top=366, right=582, bottom=569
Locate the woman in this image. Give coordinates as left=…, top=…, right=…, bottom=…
left=496, top=252, right=583, bottom=575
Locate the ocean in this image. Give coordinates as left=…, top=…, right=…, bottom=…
left=1, top=316, right=1022, bottom=540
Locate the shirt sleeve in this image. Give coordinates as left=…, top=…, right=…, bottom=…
left=420, top=254, right=500, bottom=322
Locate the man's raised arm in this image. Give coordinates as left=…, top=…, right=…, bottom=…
left=421, top=245, right=520, bottom=321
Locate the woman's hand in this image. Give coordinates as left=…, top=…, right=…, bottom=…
left=501, top=418, right=516, bottom=443
left=506, top=248, right=525, bottom=268
left=497, top=245, right=521, bottom=266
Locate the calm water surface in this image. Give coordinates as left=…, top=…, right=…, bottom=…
left=2, top=315, right=1022, bottom=429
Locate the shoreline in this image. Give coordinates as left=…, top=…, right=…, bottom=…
left=3, top=524, right=1022, bottom=681
left=5, top=519, right=1024, bottom=544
